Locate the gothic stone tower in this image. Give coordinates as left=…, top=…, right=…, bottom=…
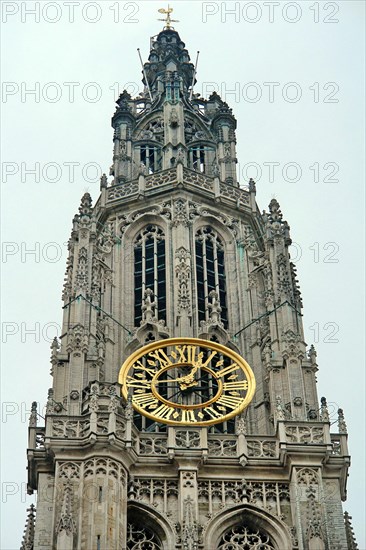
left=23, top=26, right=357, bottom=550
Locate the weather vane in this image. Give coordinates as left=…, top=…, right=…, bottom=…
left=158, top=5, right=179, bottom=30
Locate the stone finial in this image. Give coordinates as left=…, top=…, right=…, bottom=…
left=248, top=178, right=256, bottom=193
left=125, top=390, right=133, bottom=421
left=320, top=396, right=329, bottom=422
left=28, top=401, right=38, bottom=428
left=268, top=198, right=282, bottom=219
left=127, top=475, right=138, bottom=500
left=100, top=173, right=108, bottom=189
left=50, top=337, right=59, bottom=366
left=337, top=408, right=348, bottom=434
left=20, top=504, right=36, bottom=550
left=236, top=415, right=247, bottom=436
left=78, top=192, right=92, bottom=218
left=116, top=89, right=132, bottom=109
left=308, top=344, right=317, bottom=366
left=176, top=146, right=185, bottom=164
left=344, top=511, right=359, bottom=549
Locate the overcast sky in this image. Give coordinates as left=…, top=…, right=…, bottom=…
left=1, top=1, right=365, bottom=548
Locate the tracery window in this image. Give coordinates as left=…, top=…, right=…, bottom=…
left=126, top=522, right=162, bottom=550
left=134, top=225, right=166, bottom=326
left=195, top=227, right=227, bottom=328
left=218, top=525, right=275, bottom=550
left=138, top=144, right=162, bottom=174
left=191, top=145, right=206, bottom=172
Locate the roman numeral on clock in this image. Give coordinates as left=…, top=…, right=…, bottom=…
left=132, top=392, right=158, bottom=408
left=215, top=363, right=240, bottom=378
left=216, top=395, right=242, bottom=410
left=153, top=404, right=175, bottom=421
left=180, top=409, right=197, bottom=423
left=223, top=380, right=248, bottom=391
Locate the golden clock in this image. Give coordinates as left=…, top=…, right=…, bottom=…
left=119, top=338, right=256, bottom=426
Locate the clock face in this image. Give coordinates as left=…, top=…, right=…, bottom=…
left=119, top=338, right=256, bottom=426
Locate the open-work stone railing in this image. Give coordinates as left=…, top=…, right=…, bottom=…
left=105, top=165, right=250, bottom=209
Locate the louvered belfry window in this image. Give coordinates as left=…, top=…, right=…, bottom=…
left=195, top=227, right=228, bottom=328
left=134, top=225, right=166, bottom=326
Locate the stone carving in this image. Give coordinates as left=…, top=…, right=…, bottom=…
left=207, top=438, right=237, bottom=457
left=275, top=395, right=286, bottom=421
left=28, top=401, right=37, bottom=428
left=169, top=107, right=179, bottom=127
left=182, top=495, right=201, bottom=550
left=175, top=247, right=192, bottom=315
left=246, top=439, right=277, bottom=458
left=219, top=181, right=249, bottom=206
left=107, top=181, right=139, bottom=201
left=320, top=397, right=330, bottom=422
left=207, top=290, right=223, bottom=326
left=198, top=480, right=290, bottom=519
left=236, top=415, right=247, bottom=436
left=58, top=462, right=81, bottom=481
left=285, top=426, right=324, bottom=444
left=75, top=247, right=88, bottom=293
left=172, top=198, right=189, bottom=226
left=338, top=408, right=347, bottom=433
left=83, top=458, right=126, bottom=485
left=145, top=168, right=176, bottom=189
left=130, top=477, right=179, bottom=520
left=52, top=419, right=89, bottom=438
left=139, top=436, right=167, bottom=455
left=297, top=468, right=319, bottom=487
left=141, top=288, right=157, bottom=323
left=175, top=430, right=200, bottom=448
left=66, top=324, right=89, bottom=356
left=57, top=482, right=76, bottom=536
left=182, top=471, right=195, bottom=488
left=281, top=329, right=304, bottom=362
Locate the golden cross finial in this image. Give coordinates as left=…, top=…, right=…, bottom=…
left=158, top=5, right=179, bottom=30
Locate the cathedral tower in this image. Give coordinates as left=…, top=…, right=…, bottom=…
left=23, top=21, right=356, bottom=550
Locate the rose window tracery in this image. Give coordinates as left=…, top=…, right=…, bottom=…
left=218, top=525, right=275, bottom=550
left=126, top=522, right=162, bottom=550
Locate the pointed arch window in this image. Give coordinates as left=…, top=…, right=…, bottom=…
left=138, top=145, right=162, bottom=174
left=134, top=225, right=166, bottom=326
left=195, top=227, right=228, bottom=328
left=218, top=525, right=275, bottom=549
left=189, top=145, right=206, bottom=172
left=126, top=523, right=162, bottom=549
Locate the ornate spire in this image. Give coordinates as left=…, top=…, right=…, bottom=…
left=20, top=504, right=36, bottom=550
left=142, top=27, right=195, bottom=101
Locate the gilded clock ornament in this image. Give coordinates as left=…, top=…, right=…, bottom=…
left=119, top=338, right=256, bottom=426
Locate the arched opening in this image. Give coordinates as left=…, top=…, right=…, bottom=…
left=205, top=504, right=292, bottom=550
left=134, top=225, right=166, bottom=327
left=195, top=226, right=227, bottom=328
left=127, top=503, right=173, bottom=550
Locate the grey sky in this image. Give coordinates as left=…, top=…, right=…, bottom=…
left=1, top=1, right=365, bottom=548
